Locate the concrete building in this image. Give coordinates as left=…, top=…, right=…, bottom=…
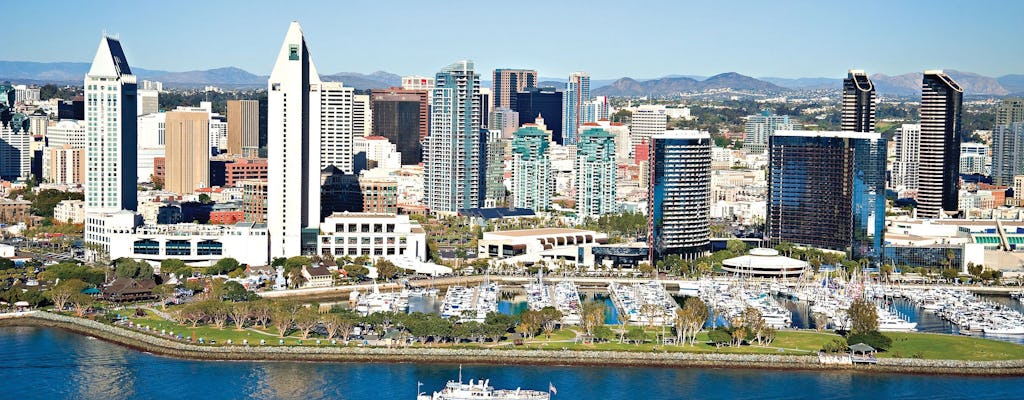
left=137, top=89, right=158, bottom=116
left=630, top=105, right=667, bottom=149
left=584, top=96, right=609, bottom=123
left=370, top=88, right=429, bottom=165
left=136, top=112, right=165, bottom=184
left=995, top=98, right=1024, bottom=126
left=241, top=179, right=268, bottom=223
left=226, top=99, right=259, bottom=157
left=562, top=72, right=590, bottom=145
left=575, top=128, right=617, bottom=219
left=45, top=120, right=86, bottom=148
left=54, top=199, right=85, bottom=224
left=319, top=81, right=356, bottom=173
left=85, top=36, right=137, bottom=214
left=917, top=70, right=964, bottom=219
left=164, top=111, right=210, bottom=194
left=511, top=126, right=551, bottom=212
left=722, top=248, right=808, bottom=277
left=316, top=213, right=427, bottom=262
left=492, top=69, right=537, bottom=110
left=581, top=120, right=630, bottom=163
left=0, top=198, right=32, bottom=226
left=43, top=145, right=85, bottom=185
left=991, top=122, right=1024, bottom=186
left=480, top=129, right=505, bottom=208
left=423, top=60, right=481, bottom=213
left=223, top=158, right=268, bottom=187
left=353, top=94, right=371, bottom=137
left=358, top=176, right=399, bottom=214
left=0, top=126, right=30, bottom=181
left=354, top=135, right=401, bottom=171
left=743, top=111, right=798, bottom=154
left=959, top=142, right=989, bottom=175
left=648, top=131, right=712, bottom=261
left=477, top=228, right=608, bottom=261
left=267, top=22, right=323, bottom=257
left=892, top=124, right=921, bottom=193
left=401, top=75, right=434, bottom=91
left=489, top=107, right=520, bottom=139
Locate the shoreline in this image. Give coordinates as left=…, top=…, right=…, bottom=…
left=2, top=312, right=1023, bottom=376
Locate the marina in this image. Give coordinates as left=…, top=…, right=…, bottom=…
left=353, top=285, right=409, bottom=316
left=608, top=281, right=680, bottom=326
left=440, top=282, right=500, bottom=323
left=524, top=275, right=583, bottom=325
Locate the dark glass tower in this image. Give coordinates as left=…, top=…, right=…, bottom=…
left=844, top=70, right=885, bottom=260
left=917, top=70, right=963, bottom=219
left=648, top=131, right=712, bottom=262
left=514, top=87, right=563, bottom=143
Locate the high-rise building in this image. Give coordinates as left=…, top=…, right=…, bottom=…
left=996, top=98, right=1024, bottom=126
left=648, top=131, right=712, bottom=261
left=917, top=70, right=964, bottom=219
left=423, top=60, right=481, bottom=213
left=514, top=87, right=562, bottom=142
left=267, top=21, right=323, bottom=257
left=227, top=100, right=259, bottom=157
left=84, top=36, right=137, bottom=213
left=401, top=76, right=434, bottom=91
left=892, top=124, right=921, bottom=192
left=358, top=176, right=399, bottom=214
left=511, top=126, right=551, bottom=212
left=137, top=89, right=158, bottom=116
left=743, top=111, right=799, bottom=154
left=0, top=126, right=30, bottom=181
left=319, top=81, right=356, bottom=173
left=767, top=130, right=887, bottom=259
left=842, top=70, right=886, bottom=260
left=492, top=69, right=537, bottom=110
left=479, top=129, right=506, bottom=208
left=575, top=127, right=616, bottom=219
left=991, top=123, right=1024, bottom=185
left=959, top=142, right=989, bottom=175
left=370, top=88, right=429, bottom=165
left=584, top=96, right=609, bottom=122
left=164, top=111, right=210, bottom=194
left=630, top=105, right=667, bottom=148
left=489, top=107, right=520, bottom=139
left=478, top=88, right=492, bottom=129
left=842, top=70, right=875, bottom=133
left=43, top=145, right=85, bottom=185
left=353, top=94, right=372, bottom=137
left=562, top=72, right=590, bottom=145
left=241, top=179, right=268, bottom=223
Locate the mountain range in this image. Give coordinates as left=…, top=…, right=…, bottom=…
left=2, top=60, right=1022, bottom=96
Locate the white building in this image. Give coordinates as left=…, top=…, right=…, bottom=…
left=320, top=81, right=356, bottom=173
left=893, top=123, right=921, bottom=194
left=423, top=60, right=481, bottom=213
left=13, top=85, right=40, bottom=104
left=353, top=94, right=372, bottom=137
left=267, top=22, right=323, bottom=258
left=85, top=36, right=137, bottom=214
left=959, top=142, right=989, bottom=175
left=743, top=112, right=798, bottom=154
left=46, top=119, right=87, bottom=148
left=137, top=89, right=159, bottom=116
left=401, top=75, right=434, bottom=91
left=580, top=120, right=630, bottom=163
left=629, top=104, right=666, bottom=148
left=355, top=135, right=401, bottom=170
left=88, top=211, right=268, bottom=267
left=477, top=228, right=608, bottom=260
left=53, top=199, right=86, bottom=224
left=316, top=213, right=427, bottom=262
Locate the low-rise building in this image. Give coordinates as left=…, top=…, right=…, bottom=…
left=53, top=199, right=85, bottom=224
left=0, top=198, right=31, bottom=226
left=316, top=213, right=427, bottom=262
left=224, top=158, right=268, bottom=187
left=241, top=179, right=268, bottom=223
left=301, top=264, right=333, bottom=288
left=477, top=228, right=608, bottom=260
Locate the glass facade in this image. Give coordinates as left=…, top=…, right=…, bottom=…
left=852, top=138, right=887, bottom=260
left=884, top=245, right=962, bottom=269
left=648, top=132, right=712, bottom=261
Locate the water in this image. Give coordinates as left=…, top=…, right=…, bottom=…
left=2, top=326, right=1022, bottom=400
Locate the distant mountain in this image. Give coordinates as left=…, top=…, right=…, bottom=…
left=320, top=71, right=401, bottom=90
left=760, top=77, right=841, bottom=90
left=871, top=70, right=1008, bottom=96
left=0, top=61, right=168, bottom=84
left=997, top=75, right=1024, bottom=96
left=150, top=67, right=264, bottom=87
left=592, top=72, right=787, bottom=97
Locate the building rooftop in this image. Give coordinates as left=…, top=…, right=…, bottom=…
left=489, top=228, right=596, bottom=237
left=653, top=130, right=710, bottom=140
left=324, top=212, right=405, bottom=219
left=773, top=130, right=880, bottom=140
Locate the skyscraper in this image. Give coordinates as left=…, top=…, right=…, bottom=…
left=423, top=60, right=481, bottom=213
left=514, top=87, right=562, bottom=142
left=743, top=111, right=799, bottom=154
left=267, top=21, right=323, bottom=258
left=991, top=123, right=1024, bottom=186
left=479, top=129, right=505, bottom=208
left=767, top=130, right=886, bottom=259
left=630, top=105, right=667, bottom=148
left=164, top=111, right=210, bottom=194
left=227, top=99, right=259, bottom=157
left=892, top=124, right=921, bottom=192
left=917, top=70, right=963, bottom=219
left=995, top=98, right=1024, bottom=126
left=648, top=131, right=712, bottom=261
left=319, top=81, right=356, bottom=173
left=511, top=126, right=551, bottom=212
left=584, top=96, right=609, bottom=122
left=843, top=70, right=886, bottom=260
left=489, top=107, right=520, bottom=138
left=353, top=94, right=371, bottom=137
left=562, top=72, right=590, bottom=145
left=575, top=127, right=616, bottom=219
left=84, top=36, right=137, bottom=213
left=370, top=88, right=429, bottom=165
left=492, top=69, right=537, bottom=110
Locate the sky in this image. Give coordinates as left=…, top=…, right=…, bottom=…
left=4, top=0, right=1023, bottom=79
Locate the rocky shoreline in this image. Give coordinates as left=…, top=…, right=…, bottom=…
left=2, top=312, right=1023, bottom=376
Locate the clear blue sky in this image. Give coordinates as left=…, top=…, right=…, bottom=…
left=4, top=0, right=1022, bottom=79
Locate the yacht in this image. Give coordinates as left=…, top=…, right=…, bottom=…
left=417, top=377, right=550, bottom=400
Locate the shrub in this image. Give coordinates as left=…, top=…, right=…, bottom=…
left=846, top=331, right=893, bottom=351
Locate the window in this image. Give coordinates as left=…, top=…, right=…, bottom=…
left=197, top=240, right=223, bottom=256
left=133, top=239, right=159, bottom=255
left=288, top=45, right=300, bottom=61
left=166, top=240, right=191, bottom=256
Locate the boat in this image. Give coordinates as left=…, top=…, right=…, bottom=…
left=417, top=371, right=551, bottom=400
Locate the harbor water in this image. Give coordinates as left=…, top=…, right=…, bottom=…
left=1, top=326, right=1022, bottom=400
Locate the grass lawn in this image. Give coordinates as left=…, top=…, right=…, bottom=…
left=881, top=332, right=1024, bottom=361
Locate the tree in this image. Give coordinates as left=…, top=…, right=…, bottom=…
left=676, top=297, right=710, bottom=346
left=272, top=302, right=299, bottom=337
left=151, top=284, right=178, bottom=310
left=626, top=326, right=647, bottom=345
left=967, top=262, right=983, bottom=279
left=0, top=258, right=14, bottom=270
left=47, top=279, right=87, bottom=311
left=288, top=268, right=308, bottom=289
left=580, top=301, right=606, bottom=336
left=637, top=263, right=655, bottom=278
left=229, top=302, right=252, bottom=330
left=69, top=292, right=93, bottom=317
left=375, top=259, right=400, bottom=281
left=741, top=307, right=766, bottom=345
left=708, top=329, right=731, bottom=348
left=847, top=331, right=893, bottom=351
left=539, top=307, right=563, bottom=338
left=593, top=325, right=615, bottom=342
left=343, top=264, right=369, bottom=281
left=847, top=297, right=878, bottom=336
left=812, top=312, right=830, bottom=332
left=198, top=193, right=212, bottom=204
left=205, top=300, right=230, bottom=329
left=114, top=258, right=154, bottom=280
left=293, top=307, right=320, bottom=340
left=250, top=300, right=273, bottom=328
left=221, top=281, right=258, bottom=302
left=207, top=258, right=241, bottom=276
left=160, top=259, right=191, bottom=278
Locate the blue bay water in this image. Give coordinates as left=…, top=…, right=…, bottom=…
left=1, top=326, right=1022, bottom=400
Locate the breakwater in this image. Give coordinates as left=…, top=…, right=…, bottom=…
left=2, top=312, right=1022, bottom=375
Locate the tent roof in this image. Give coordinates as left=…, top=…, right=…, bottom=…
left=849, top=343, right=875, bottom=353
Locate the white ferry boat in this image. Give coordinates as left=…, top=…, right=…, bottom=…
left=417, top=377, right=551, bottom=400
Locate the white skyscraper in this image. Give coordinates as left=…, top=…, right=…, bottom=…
left=353, top=94, right=372, bottom=137
left=423, top=60, right=481, bottom=213
left=320, top=81, right=356, bottom=173
left=630, top=105, right=667, bottom=148
left=268, top=22, right=323, bottom=258
left=84, top=36, right=137, bottom=213
left=893, top=123, right=921, bottom=192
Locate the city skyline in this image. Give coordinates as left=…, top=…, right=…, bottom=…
left=4, top=0, right=1024, bottom=79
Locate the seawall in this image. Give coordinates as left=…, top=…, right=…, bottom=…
left=2, top=312, right=1022, bottom=376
